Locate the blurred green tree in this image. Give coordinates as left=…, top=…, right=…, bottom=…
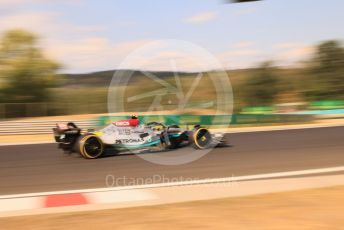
left=306, top=40, right=344, bottom=100
left=0, top=30, right=60, bottom=103
left=242, top=62, right=279, bottom=106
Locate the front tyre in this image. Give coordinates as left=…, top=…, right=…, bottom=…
left=79, top=135, right=104, bottom=159
left=191, top=128, right=212, bottom=149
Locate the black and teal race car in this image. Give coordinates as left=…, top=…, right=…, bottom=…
left=53, top=118, right=226, bottom=159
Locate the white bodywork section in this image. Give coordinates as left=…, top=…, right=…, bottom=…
left=98, top=124, right=159, bottom=146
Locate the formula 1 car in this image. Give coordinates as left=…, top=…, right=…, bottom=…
left=53, top=118, right=226, bottom=159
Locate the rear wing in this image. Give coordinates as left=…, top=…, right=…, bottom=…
left=53, top=122, right=81, bottom=142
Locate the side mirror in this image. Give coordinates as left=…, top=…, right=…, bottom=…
left=140, top=133, right=149, bottom=138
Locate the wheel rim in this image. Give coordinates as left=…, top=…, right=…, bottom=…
left=195, top=129, right=212, bottom=149
left=83, top=136, right=103, bottom=158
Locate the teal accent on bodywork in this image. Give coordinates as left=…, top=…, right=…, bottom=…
left=112, top=139, right=161, bottom=149
left=168, top=133, right=183, bottom=138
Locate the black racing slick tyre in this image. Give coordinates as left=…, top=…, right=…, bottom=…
left=78, top=135, right=104, bottom=159
left=191, top=128, right=212, bottom=149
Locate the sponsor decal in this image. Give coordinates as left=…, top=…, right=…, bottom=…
left=94, top=131, right=103, bottom=137
left=115, top=121, right=130, bottom=126
left=117, top=129, right=131, bottom=135
left=115, top=138, right=144, bottom=144
left=132, top=130, right=145, bottom=134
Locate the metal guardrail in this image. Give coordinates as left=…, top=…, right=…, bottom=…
left=1, top=111, right=341, bottom=136
left=0, top=120, right=97, bottom=135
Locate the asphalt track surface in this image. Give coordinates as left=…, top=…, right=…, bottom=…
left=0, top=126, right=343, bottom=195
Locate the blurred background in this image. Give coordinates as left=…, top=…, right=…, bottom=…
left=0, top=0, right=343, bottom=122
left=0, top=1, right=344, bottom=228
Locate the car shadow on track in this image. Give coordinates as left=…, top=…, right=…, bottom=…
left=101, top=143, right=232, bottom=159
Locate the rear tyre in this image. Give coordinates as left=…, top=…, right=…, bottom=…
left=191, top=128, right=212, bottom=149
left=78, top=135, right=104, bottom=159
